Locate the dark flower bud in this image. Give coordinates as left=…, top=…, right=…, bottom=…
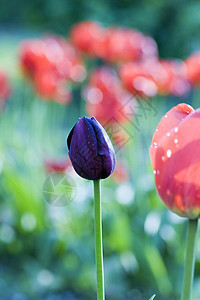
left=67, top=117, right=116, bottom=180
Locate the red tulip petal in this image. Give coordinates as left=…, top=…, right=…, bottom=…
left=152, top=103, right=194, bottom=145
left=150, top=103, right=194, bottom=170
left=152, top=107, right=200, bottom=218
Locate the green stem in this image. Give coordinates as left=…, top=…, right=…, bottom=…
left=93, top=180, right=105, bottom=300
left=181, top=218, right=198, bottom=300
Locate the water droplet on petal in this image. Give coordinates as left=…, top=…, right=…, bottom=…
left=167, top=150, right=172, bottom=158
left=153, top=170, right=156, bottom=174
left=157, top=170, right=160, bottom=175
left=174, top=138, right=178, bottom=144
left=174, top=127, right=178, bottom=133
left=161, top=156, right=165, bottom=161
left=153, top=142, right=158, bottom=148
left=164, top=115, right=168, bottom=118
left=167, top=132, right=170, bottom=137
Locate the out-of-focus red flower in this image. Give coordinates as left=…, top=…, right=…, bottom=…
left=70, top=21, right=107, bottom=58
left=112, top=160, right=129, bottom=184
left=157, top=60, right=190, bottom=97
left=19, top=36, right=86, bottom=103
left=44, top=158, right=71, bottom=173
left=120, top=59, right=190, bottom=98
left=83, top=66, right=134, bottom=124
left=0, top=71, right=11, bottom=103
left=185, top=52, right=200, bottom=86
left=104, top=28, right=158, bottom=63
left=149, top=103, right=200, bottom=218
left=70, top=21, right=158, bottom=63
left=120, top=60, right=158, bottom=98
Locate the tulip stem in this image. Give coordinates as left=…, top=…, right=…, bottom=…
left=93, top=180, right=105, bottom=300
left=181, top=218, right=198, bottom=300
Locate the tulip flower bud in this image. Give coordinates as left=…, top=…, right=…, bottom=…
left=149, top=103, right=200, bottom=219
left=67, top=116, right=116, bottom=180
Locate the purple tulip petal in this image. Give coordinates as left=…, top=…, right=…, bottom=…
left=67, top=117, right=116, bottom=180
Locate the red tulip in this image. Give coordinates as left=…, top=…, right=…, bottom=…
left=112, top=160, right=129, bottom=183
left=34, top=72, right=72, bottom=104
left=104, top=28, right=157, bottom=63
left=120, top=59, right=190, bottom=98
left=0, top=71, right=11, bottom=103
left=157, top=60, right=190, bottom=97
left=185, top=52, right=200, bottom=86
left=19, top=36, right=86, bottom=103
left=70, top=21, right=107, bottom=58
left=83, top=67, right=134, bottom=124
left=70, top=22, right=158, bottom=63
left=44, top=158, right=71, bottom=173
left=149, top=103, right=200, bottom=218
left=120, top=60, right=158, bottom=98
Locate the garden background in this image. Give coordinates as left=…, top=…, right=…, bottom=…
left=0, top=0, right=200, bottom=299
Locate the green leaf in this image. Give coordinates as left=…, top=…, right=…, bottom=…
left=144, top=245, right=172, bottom=295
left=148, top=295, right=156, bottom=300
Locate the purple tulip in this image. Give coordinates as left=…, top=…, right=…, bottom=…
left=67, top=117, right=116, bottom=180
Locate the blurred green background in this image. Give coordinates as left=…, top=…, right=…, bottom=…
left=0, top=1, right=200, bottom=300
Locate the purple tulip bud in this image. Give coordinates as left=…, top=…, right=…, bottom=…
left=67, top=117, right=116, bottom=180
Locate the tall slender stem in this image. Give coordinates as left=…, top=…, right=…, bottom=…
left=181, top=218, right=198, bottom=300
left=93, top=180, right=105, bottom=300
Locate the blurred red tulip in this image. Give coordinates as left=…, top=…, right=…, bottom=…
left=70, top=21, right=107, bottom=58
left=83, top=66, right=134, bottom=124
left=0, top=71, right=11, bottom=103
left=44, top=158, right=71, bottom=173
left=19, top=36, right=86, bottom=103
left=157, top=60, right=190, bottom=97
left=104, top=28, right=158, bottom=63
left=149, top=103, right=200, bottom=218
left=120, top=59, right=190, bottom=98
left=120, top=60, right=158, bottom=98
left=185, top=52, right=200, bottom=86
left=70, top=21, right=158, bottom=63
left=112, top=160, right=129, bottom=184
